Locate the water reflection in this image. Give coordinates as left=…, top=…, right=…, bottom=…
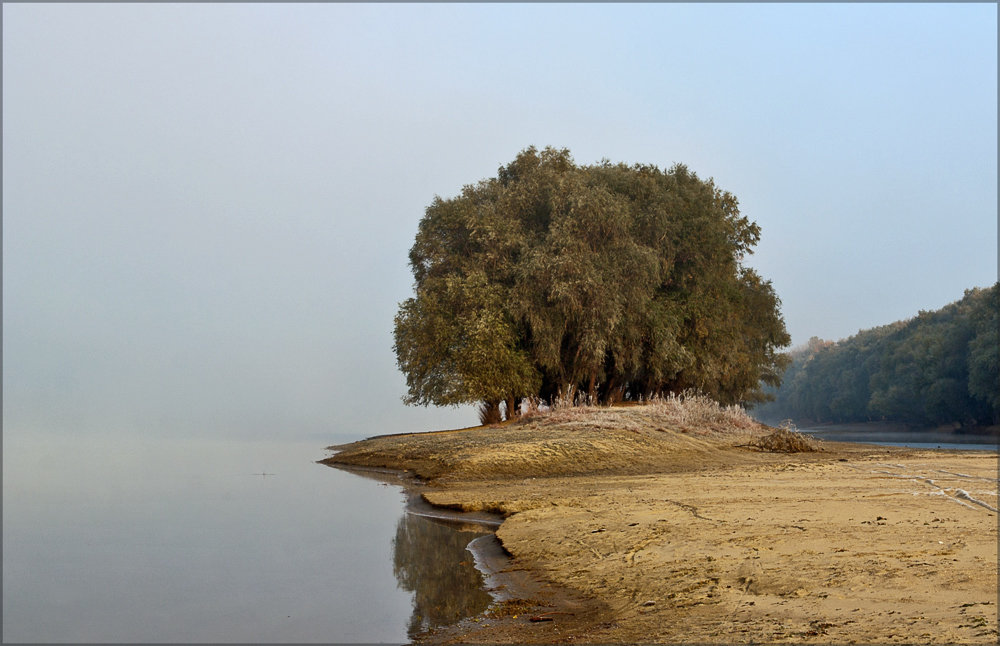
left=4, top=435, right=417, bottom=643
left=392, top=511, right=494, bottom=638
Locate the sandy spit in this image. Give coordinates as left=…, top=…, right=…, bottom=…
left=323, top=407, right=998, bottom=644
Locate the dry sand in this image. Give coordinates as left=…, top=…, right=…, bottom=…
left=324, top=404, right=998, bottom=644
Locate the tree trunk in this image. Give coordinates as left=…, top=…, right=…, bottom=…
left=600, top=374, right=618, bottom=405
left=504, top=396, right=520, bottom=420
left=478, top=400, right=502, bottom=425
left=561, top=384, right=576, bottom=406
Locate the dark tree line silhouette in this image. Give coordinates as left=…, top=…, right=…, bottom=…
left=756, top=284, right=999, bottom=429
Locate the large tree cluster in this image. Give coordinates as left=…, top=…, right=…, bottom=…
left=393, top=147, right=790, bottom=421
left=756, top=284, right=999, bottom=428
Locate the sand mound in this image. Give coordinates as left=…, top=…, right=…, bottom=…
left=324, top=400, right=827, bottom=482
left=749, top=427, right=821, bottom=453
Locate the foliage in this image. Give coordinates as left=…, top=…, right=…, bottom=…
left=394, top=146, right=791, bottom=419
left=756, top=284, right=999, bottom=428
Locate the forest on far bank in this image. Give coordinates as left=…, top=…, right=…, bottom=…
left=754, top=283, right=999, bottom=430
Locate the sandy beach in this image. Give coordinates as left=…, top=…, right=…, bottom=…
left=324, top=403, right=998, bottom=643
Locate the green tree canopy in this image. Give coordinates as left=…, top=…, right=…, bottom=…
left=394, top=147, right=791, bottom=420
left=756, top=284, right=999, bottom=428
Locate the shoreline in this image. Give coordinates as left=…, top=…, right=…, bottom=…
left=322, top=460, right=605, bottom=642
left=323, top=407, right=998, bottom=643
left=775, top=420, right=1000, bottom=438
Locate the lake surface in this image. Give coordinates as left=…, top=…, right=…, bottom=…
left=2, top=431, right=492, bottom=643
left=8, top=427, right=992, bottom=642
left=799, top=428, right=998, bottom=452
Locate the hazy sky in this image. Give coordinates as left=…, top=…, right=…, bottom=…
left=3, top=4, right=996, bottom=440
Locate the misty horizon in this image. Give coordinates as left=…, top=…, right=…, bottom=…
left=4, top=4, right=996, bottom=440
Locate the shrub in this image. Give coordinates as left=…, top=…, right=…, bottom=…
left=477, top=401, right=503, bottom=425
left=751, top=423, right=821, bottom=453
left=513, top=390, right=763, bottom=437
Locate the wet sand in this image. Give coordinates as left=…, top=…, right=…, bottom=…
left=324, top=406, right=998, bottom=643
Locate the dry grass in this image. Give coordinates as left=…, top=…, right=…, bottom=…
left=518, top=391, right=761, bottom=437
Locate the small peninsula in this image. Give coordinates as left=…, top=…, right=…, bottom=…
left=324, top=398, right=998, bottom=644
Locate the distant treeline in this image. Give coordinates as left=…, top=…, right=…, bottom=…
left=755, top=284, right=998, bottom=429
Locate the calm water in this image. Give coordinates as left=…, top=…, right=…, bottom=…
left=799, top=428, right=998, bottom=452
left=2, top=431, right=492, bottom=643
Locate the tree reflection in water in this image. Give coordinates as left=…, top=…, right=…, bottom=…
left=392, top=511, right=494, bottom=638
